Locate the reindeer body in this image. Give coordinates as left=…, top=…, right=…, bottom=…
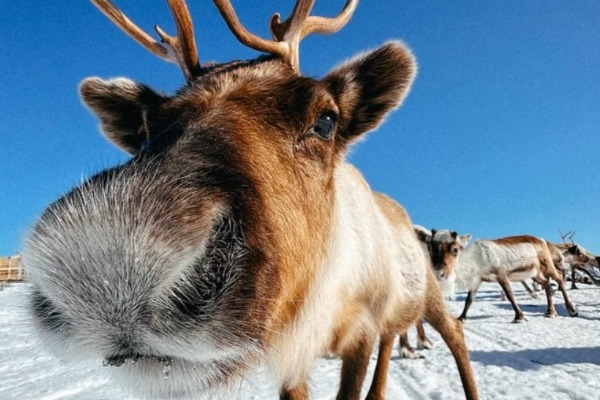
left=458, top=239, right=543, bottom=289
left=266, top=170, right=428, bottom=390
left=456, top=236, right=578, bottom=323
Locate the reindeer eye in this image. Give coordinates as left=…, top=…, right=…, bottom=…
left=309, top=113, right=336, bottom=140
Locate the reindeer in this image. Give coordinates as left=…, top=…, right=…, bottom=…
left=499, top=239, right=594, bottom=301
left=397, top=226, right=471, bottom=359
left=23, top=1, right=479, bottom=399
left=456, top=235, right=578, bottom=323
left=556, top=231, right=598, bottom=289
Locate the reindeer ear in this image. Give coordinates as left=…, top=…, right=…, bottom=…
left=414, top=225, right=432, bottom=244
left=323, top=41, right=416, bottom=147
left=79, top=77, right=167, bottom=155
left=459, top=234, right=472, bottom=248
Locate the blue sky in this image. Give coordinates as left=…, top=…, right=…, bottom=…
left=1, top=1, right=599, bottom=256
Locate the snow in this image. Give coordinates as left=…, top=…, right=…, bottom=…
left=1, top=282, right=599, bottom=399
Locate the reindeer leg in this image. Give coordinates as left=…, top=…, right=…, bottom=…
left=280, top=382, right=309, bottom=400
left=416, top=320, right=434, bottom=350
left=497, top=276, right=527, bottom=323
left=549, top=270, right=578, bottom=317
left=336, top=334, right=376, bottom=400
left=398, top=330, right=421, bottom=359
left=541, top=279, right=558, bottom=318
left=571, top=266, right=578, bottom=289
left=532, top=271, right=559, bottom=318
left=424, top=272, right=479, bottom=400
left=521, top=280, right=538, bottom=299
left=365, top=333, right=395, bottom=400
left=458, top=284, right=480, bottom=322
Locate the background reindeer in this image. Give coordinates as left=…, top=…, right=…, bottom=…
left=23, top=1, right=478, bottom=399
left=456, top=235, right=578, bottom=323
left=500, top=237, right=595, bottom=301
left=398, top=226, right=471, bottom=359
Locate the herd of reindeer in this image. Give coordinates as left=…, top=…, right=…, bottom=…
left=398, top=227, right=599, bottom=361
left=21, top=1, right=599, bottom=399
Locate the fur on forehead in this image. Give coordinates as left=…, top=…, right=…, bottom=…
left=180, top=58, right=300, bottom=97
left=431, top=230, right=458, bottom=243
left=175, top=59, right=338, bottom=120
left=431, top=230, right=471, bottom=247
left=160, top=58, right=340, bottom=137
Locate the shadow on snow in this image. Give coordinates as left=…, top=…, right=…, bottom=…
left=470, top=346, right=600, bottom=371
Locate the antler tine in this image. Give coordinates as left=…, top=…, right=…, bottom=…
left=558, top=229, right=566, bottom=244
left=270, top=0, right=315, bottom=42
left=212, top=1, right=289, bottom=65
left=91, top=0, right=201, bottom=81
left=306, top=0, right=358, bottom=35
left=155, top=0, right=201, bottom=80
left=91, top=0, right=171, bottom=60
left=270, top=0, right=359, bottom=70
left=568, top=231, right=576, bottom=246
left=272, top=0, right=358, bottom=39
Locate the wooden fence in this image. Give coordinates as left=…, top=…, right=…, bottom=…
left=0, top=256, right=23, bottom=282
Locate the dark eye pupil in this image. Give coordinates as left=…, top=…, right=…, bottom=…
left=311, top=113, right=336, bottom=140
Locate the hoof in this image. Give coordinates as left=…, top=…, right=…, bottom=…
left=457, top=317, right=466, bottom=323
left=512, top=316, right=527, bottom=324
left=400, top=347, right=424, bottom=359
left=569, top=310, right=579, bottom=317
left=417, top=339, right=434, bottom=350
left=544, top=311, right=558, bottom=318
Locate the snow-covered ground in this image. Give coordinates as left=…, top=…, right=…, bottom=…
left=1, top=282, right=599, bottom=400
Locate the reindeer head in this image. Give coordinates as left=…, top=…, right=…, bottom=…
left=414, top=226, right=471, bottom=281
left=563, top=244, right=591, bottom=266
left=559, top=230, right=591, bottom=266
left=23, top=1, right=416, bottom=397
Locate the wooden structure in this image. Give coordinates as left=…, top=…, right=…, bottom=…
left=0, top=256, right=23, bottom=282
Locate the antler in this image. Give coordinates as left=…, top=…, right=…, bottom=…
left=91, top=0, right=201, bottom=80
left=92, top=0, right=358, bottom=76
left=568, top=231, right=576, bottom=245
left=559, top=229, right=577, bottom=246
left=213, top=0, right=359, bottom=72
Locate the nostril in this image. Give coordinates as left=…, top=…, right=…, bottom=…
left=103, top=347, right=141, bottom=367
left=103, top=353, right=173, bottom=367
left=104, top=355, right=130, bottom=367
left=102, top=354, right=141, bottom=367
